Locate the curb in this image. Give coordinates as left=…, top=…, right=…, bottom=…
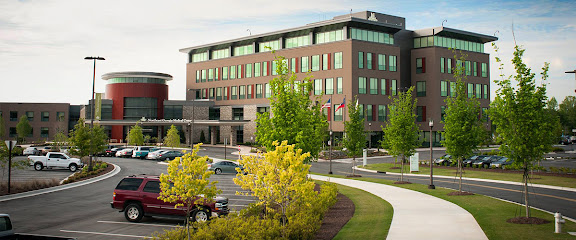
left=353, top=166, right=576, bottom=193
left=0, top=163, right=121, bottom=202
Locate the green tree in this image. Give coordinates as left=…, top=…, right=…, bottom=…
left=68, top=119, right=108, bottom=170
left=255, top=54, right=328, bottom=161
left=559, top=96, right=576, bottom=133
left=127, top=123, right=144, bottom=146
left=342, top=96, right=366, bottom=176
left=158, top=143, right=220, bottom=240
left=489, top=44, right=560, bottom=218
left=0, top=115, right=5, bottom=139
left=16, top=115, right=32, bottom=143
left=442, top=53, right=485, bottom=192
left=164, top=125, right=181, bottom=148
left=381, top=87, right=421, bottom=182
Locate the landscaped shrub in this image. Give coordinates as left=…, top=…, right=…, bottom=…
left=551, top=147, right=564, bottom=152
left=61, top=161, right=110, bottom=184
left=549, top=166, right=559, bottom=173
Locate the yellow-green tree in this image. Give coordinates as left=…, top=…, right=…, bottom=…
left=234, top=141, right=317, bottom=235
left=127, top=123, right=144, bottom=146
left=158, top=143, right=220, bottom=239
left=164, top=124, right=180, bottom=148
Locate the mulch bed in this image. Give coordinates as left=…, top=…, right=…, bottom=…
left=315, top=193, right=355, bottom=240
left=507, top=217, right=550, bottom=224
left=447, top=191, right=475, bottom=196
left=394, top=181, right=412, bottom=184
left=346, top=174, right=362, bottom=178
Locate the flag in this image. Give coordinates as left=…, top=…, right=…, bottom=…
left=321, top=98, right=331, bottom=110
left=336, top=97, right=346, bottom=111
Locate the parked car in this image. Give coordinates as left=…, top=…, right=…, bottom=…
left=97, top=145, right=115, bottom=156
left=463, top=155, right=483, bottom=167
left=107, top=147, right=125, bottom=157
left=145, top=149, right=169, bottom=160
left=208, top=160, right=245, bottom=174
left=0, top=213, right=77, bottom=239
left=490, top=157, right=513, bottom=169
left=433, top=154, right=453, bottom=166
left=559, top=135, right=571, bottom=145
left=472, top=155, right=499, bottom=168
left=111, top=175, right=229, bottom=222
left=23, top=147, right=40, bottom=156
left=156, top=150, right=184, bottom=161
left=39, top=146, right=58, bottom=155
left=132, top=146, right=155, bottom=159
left=116, top=148, right=134, bottom=158
left=28, top=152, right=83, bottom=172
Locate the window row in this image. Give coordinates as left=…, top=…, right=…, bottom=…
left=327, top=104, right=388, bottom=122
left=439, top=57, right=488, bottom=77
left=195, top=52, right=343, bottom=83
left=438, top=81, right=489, bottom=99
left=6, top=111, right=64, bottom=122
left=350, top=28, right=394, bottom=45
left=414, top=36, right=485, bottom=53
left=8, top=127, right=50, bottom=138
left=358, top=52, right=397, bottom=71
left=358, top=78, right=398, bottom=96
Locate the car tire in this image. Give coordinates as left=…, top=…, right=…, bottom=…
left=215, top=168, right=222, bottom=174
left=34, top=163, right=43, bottom=171
left=69, top=164, right=78, bottom=172
left=191, top=207, right=209, bottom=222
left=124, top=203, right=144, bottom=222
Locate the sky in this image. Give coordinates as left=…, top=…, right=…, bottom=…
left=0, top=0, right=575, bottom=105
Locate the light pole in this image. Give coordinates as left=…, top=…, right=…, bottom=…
left=428, top=118, right=435, bottom=189
left=368, top=122, right=372, bottom=149
left=84, top=56, right=105, bottom=171
left=329, top=130, right=333, bottom=174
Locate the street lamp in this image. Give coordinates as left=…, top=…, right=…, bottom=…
left=368, top=122, right=372, bottom=149
left=84, top=56, right=105, bottom=171
left=329, top=130, right=333, bottom=174
left=428, top=118, right=435, bottom=189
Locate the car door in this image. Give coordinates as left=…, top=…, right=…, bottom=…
left=141, top=180, right=183, bottom=216
left=46, top=153, right=64, bottom=167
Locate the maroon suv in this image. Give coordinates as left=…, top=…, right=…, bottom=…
left=111, top=175, right=229, bottom=222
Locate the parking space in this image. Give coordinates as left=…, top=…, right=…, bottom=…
left=1, top=156, right=74, bottom=183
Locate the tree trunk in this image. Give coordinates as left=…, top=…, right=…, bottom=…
left=352, top=156, right=356, bottom=176
left=524, top=163, right=531, bottom=217
left=458, top=158, right=463, bottom=192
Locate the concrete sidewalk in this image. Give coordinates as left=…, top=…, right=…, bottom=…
left=311, top=174, right=488, bottom=240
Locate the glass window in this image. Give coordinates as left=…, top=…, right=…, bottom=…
left=115, top=178, right=143, bottom=191
left=259, top=40, right=280, bottom=52
left=262, top=62, right=268, bottom=76
left=265, top=83, right=271, bottom=98
left=10, top=111, right=17, bottom=121
left=26, top=111, right=34, bottom=121
left=271, top=61, right=278, bottom=76
left=325, top=78, right=334, bottom=95
left=465, top=61, right=471, bottom=76
left=378, top=54, right=386, bottom=70
left=481, top=63, right=488, bottom=77
left=231, top=86, right=238, bottom=100
left=41, top=111, right=49, bottom=122
left=191, top=52, right=208, bottom=62
left=246, top=63, right=253, bottom=78
left=476, top=84, right=482, bottom=99
left=285, top=35, right=310, bottom=48
left=467, top=83, right=474, bottom=98
left=416, top=81, right=426, bottom=97
left=196, top=70, right=200, bottom=83
left=358, top=52, right=364, bottom=69
left=315, top=29, right=344, bottom=44
left=40, top=127, right=49, bottom=138
left=322, top=54, right=329, bottom=70
left=473, top=62, right=478, bottom=76
left=222, top=67, right=228, bottom=80
left=416, top=106, right=425, bottom=122
left=247, top=85, right=253, bottom=99
left=450, top=82, right=456, bottom=97
left=358, top=104, right=364, bottom=119
left=314, top=79, right=322, bottom=95
left=358, top=77, right=367, bottom=94
left=57, top=112, right=65, bottom=121
left=367, top=104, right=373, bottom=121
left=209, top=88, right=215, bottom=99
left=334, top=52, right=343, bottom=69
left=440, top=57, right=445, bottom=73
left=216, top=88, right=222, bottom=100
left=311, top=55, right=320, bottom=71
left=201, top=69, right=206, bottom=82
left=391, top=79, right=397, bottom=96
left=381, top=79, right=387, bottom=95
left=254, top=63, right=261, bottom=77
left=211, top=48, right=230, bottom=60
left=290, top=58, right=296, bottom=73
left=164, top=105, right=183, bottom=120
left=334, top=104, right=343, bottom=121
left=483, top=84, right=488, bottom=99
left=208, top=68, right=214, bottom=82
left=256, top=84, right=263, bottom=99
left=337, top=77, right=343, bottom=94
left=441, top=81, right=448, bottom=97
left=416, top=58, right=425, bottom=74
left=233, top=45, right=254, bottom=56
left=367, top=53, right=373, bottom=70
left=441, top=106, right=446, bottom=121
left=378, top=105, right=386, bottom=121
left=447, top=59, right=453, bottom=74
left=230, top=66, right=236, bottom=79
left=237, top=64, right=242, bottom=78
left=350, top=28, right=394, bottom=44
left=370, top=78, right=378, bottom=95
left=9, top=127, right=16, bottom=137
left=301, top=56, right=309, bottom=73
left=239, top=85, right=246, bottom=99
left=389, top=55, right=397, bottom=72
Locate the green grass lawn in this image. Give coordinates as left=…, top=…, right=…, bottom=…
left=332, top=184, right=393, bottom=240
left=361, top=163, right=576, bottom=188
left=315, top=173, right=576, bottom=240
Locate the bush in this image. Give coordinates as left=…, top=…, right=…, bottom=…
left=549, top=166, right=559, bottom=173
left=551, top=147, right=564, bottom=152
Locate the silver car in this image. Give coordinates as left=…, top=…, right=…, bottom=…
left=207, top=160, right=245, bottom=174
left=23, top=147, right=40, bottom=156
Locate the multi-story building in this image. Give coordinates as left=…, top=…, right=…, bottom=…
left=180, top=11, right=496, bottom=146
left=0, top=103, right=75, bottom=142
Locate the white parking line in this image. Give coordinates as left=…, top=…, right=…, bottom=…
left=97, top=220, right=183, bottom=228
left=60, top=230, right=152, bottom=238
